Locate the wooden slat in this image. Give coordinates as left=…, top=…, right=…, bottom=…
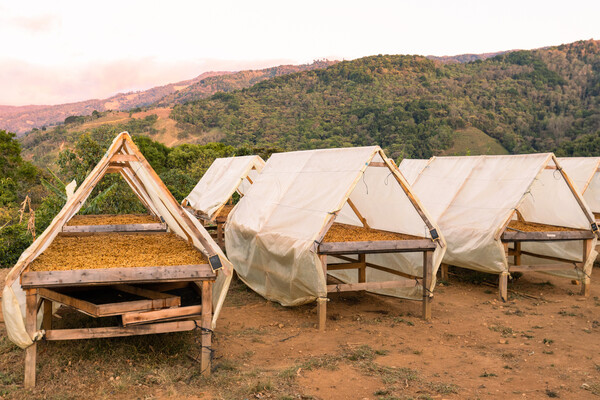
left=508, top=263, right=577, bottom=272
left=96, top=299, right=177, bottom=316
left=501, top=230, right=594, bottom=242
left=368, top=162, right=387, bottom=167
left=24, top=289, right=37, bottom=388
left=112, top=284, right=181, bottom=302
left=38, top=288, right=100, bottom=317
left=39, top=287, right=179, bottom=317
left=422, top=251, right=432, bottom=320
left=331, top=255, right=420, bottom=280
left=62, top=223, right=167, bottom=233
left=122, top=305, right=202, bottom=326
left=346, top=198, right=370, bottom=228
left=326, top=262, right=364, bottom=271
left=110, top=154, right=138, bottom=163
left=318, top=239, right=435, bottom=255
left=518, top=250, right=578, bottom=264
left=106, top=167, right=121, bottom=174
left=44, top=319, right=202, bottom=340
left=327, top=279, right=420, bottom=293
left=201, top=281, right=212, bottom=376
left=22, top=264, right=215, bottom=288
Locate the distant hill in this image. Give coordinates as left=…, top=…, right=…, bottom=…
left=20, top=40, right=600, bottom=166
left=168, top=40, right=600, bottom=159
left=426, top=51, right=510, bottom=63
left=0, top=61, right=336, bottom=135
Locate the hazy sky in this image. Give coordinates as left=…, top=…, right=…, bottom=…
left=1, top=0, right=599, bottom=106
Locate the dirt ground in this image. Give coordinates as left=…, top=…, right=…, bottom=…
left=0, top=268, right=599, bottom=399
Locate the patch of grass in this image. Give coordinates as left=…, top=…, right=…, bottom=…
left=343, top=345, right=378, bottom=362
left=427, top=381, right=459, bottom=394
left=534, top=281, right=555, bottom=288
left=489, top=325, right=514, bottom=337
left=543, top=350, right=554, bottom=355
left=545, top=388, right=559, bottom=398
left=558, top=310, right=577, bottom=317
left=504, top=308, right=524, bottom=316
left=391, top=317, right=415, bottom=326
left=480, top=371, right=497, bottom=377
left=543, top=338, right=554, bottom=345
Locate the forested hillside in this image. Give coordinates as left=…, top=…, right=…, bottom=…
left=171, top=40, right=600, bottom=159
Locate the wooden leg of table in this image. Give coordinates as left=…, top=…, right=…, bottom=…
left=42, top=300, right=52, bottom=331
left=581, top=239, right=592, bottom=297
left=440, top=263, right=449, bottom=281
left=24, top=289, right=38, bottom=389
left=514, top=242, right=521, bottom=266
left=499, top=272, right=508, bottom=302
left=422, top=251, right=432, bottom=320
left=358, top=254, right=366, bottom=283
left=317, top=297, right=327, bottom=332
left=201, top=281, right=212, bottom=376
left=216, top=223, right=223, bottom=249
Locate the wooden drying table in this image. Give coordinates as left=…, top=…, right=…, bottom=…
left=498, top=220, right=595, bottom=300
left=21, top=231, right=216, bottom=387
left=316, top=223, right=437, bottom=331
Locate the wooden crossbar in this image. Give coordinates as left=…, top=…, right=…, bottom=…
left=62, top=223, right=167, bottom=233
left=44, top=319, right=201, bottom=340
left=22, top=264, right=215, bottom=288
left=508, top=263, right=577, bottom=272
left=327, top=279, right=420, bottom=293
left=122, top=305, right=203, bottom=326
left=318, top=239, right=435, bottom=255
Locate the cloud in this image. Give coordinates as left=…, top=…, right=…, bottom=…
left=0, top=57, right=299, bottom=106
left=9, top=14, right=62, bottom=34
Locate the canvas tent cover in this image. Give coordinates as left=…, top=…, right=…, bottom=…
left=2, top=132, right=233, bottom=349
left=225, top=146, right=446, bottom=307
left=183, top=155, right=265, bottom=220
left=400, top=154, right=597, bottom=278
left=398, top=159, right=429, bottom=185
left=558, top=157, right=600, bottom=214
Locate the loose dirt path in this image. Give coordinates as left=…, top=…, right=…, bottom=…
left=1, top=270, right=599, bottom=399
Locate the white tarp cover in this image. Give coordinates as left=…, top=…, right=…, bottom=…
left=225, top=146, right=446, bottom=307
left=398, top=159, right=429, bottom=185
left=406, top=154, right=597, bottom=279
left=558, top=157, right=600, bottom=213
left=184, top=155, right=265, bottom=220
left=3, top=132, right=233, bottom=348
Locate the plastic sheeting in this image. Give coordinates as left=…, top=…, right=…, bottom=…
left=401, top=154, right=597, bottom=278
left=3, top=132, right=233, bottom=348
left=225, top=146, right=445, bottom=307
left=558, top=157, right=600, bottom=214
left=398, top=159, right=429, bottom=185
left=184, top=156, right=265, bottom=220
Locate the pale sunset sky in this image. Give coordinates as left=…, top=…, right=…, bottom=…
left=1, top=0, right=599, bottom=105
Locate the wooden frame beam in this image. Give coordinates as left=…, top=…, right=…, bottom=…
left=22, top=264, right=215, bottom=288
left=327, top=279, right=420, bottom=293
left=62, top=223, right=167, bottom=233
left=346, top=198, right=370, bottom=228
left=318, top=239, right=435, bottom=255
left=501, top=230, right=594, bottom=242
left=508, top=263, right=577, bottom=272
left=122, top=305, right=203, bottom=326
